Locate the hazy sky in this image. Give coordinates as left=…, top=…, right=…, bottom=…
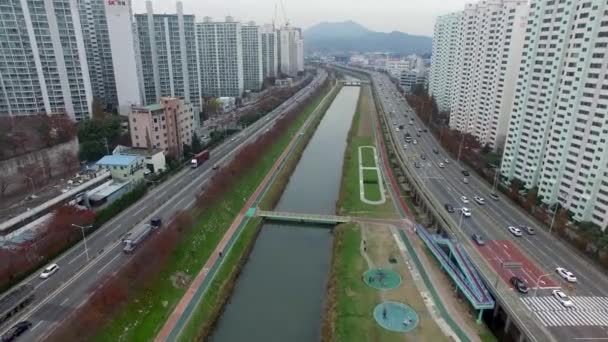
left=132, top=0, right=470, bottom=36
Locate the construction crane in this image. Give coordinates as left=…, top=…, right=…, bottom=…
left=272, top=0, right=289, bottom=29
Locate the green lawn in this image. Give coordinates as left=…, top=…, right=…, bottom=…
left=95, top=87, right=330, bottom=342
left=337, top=85, right=397, bottom=219
left=362, top=169, right=382, bottom=202
left=360, top=146, right=377, bottom=168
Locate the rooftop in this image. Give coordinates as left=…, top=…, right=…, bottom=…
left=88, top=181, right=130, bottom=201
left=97, top=155, right=141, bottom=166
left=118, top=147, right=163, bottom=157
left=144, top=103, right=164, bottom=111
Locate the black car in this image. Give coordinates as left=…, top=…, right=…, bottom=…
left=150, top=217, right=162, bottom=228
left=444, top=204, right=455, bottom=213
left=432, top=148, right=439, bottom=154
left=490, top=192, right=500, bottom=201
left=2, top=321, right=32, bottom=341
left=421, top=154, right=427, bottom=160
left=510, top=276, right=529, bottom=294
left=518, top=225, right=535, bottom=235
left=414, top=162, right=421, bottom=168
left=471, top=234, right=485, bottom=246
left=423, top=129, right=428, bottom=132
left=462, top=170, right=470, bottom=176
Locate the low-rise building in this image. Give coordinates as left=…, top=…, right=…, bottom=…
left=96, top=155, right=145, bottom=184
left=275, top=78, right=293, bottom=88
left=113, top=145, right=166, bottom=174
left=129, top=97, right=195, bottom=158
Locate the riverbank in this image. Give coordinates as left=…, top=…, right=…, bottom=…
left=337, top=83, right=397, bottom=218
left=176, top=82, right=343, bottom=341
left=89, top=79, right=333, bottom=342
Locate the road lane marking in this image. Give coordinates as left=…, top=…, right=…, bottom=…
left=104, top=223, right=123, bottom=238
left=68, top=250, right=86, bottom=265
left=31, top=322, right=42, bottom=331
left=185, top=198, right=195, bottom=209
left=155, top=190, right=167, bottom=199
left=132, top=206, right=145, bottom=217
left=97, top=253, right=122, bottom=274
left=60, top=297, right=69, bottom=306
left=173, top=197, right=188, bottom=210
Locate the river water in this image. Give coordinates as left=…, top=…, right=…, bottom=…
left=210, top=85, right=361, bottom=342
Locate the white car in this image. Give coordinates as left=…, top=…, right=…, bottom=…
left=444, top=158, right=450, bottom=164
left=461, top=207, right=471, bottom=217
left=40, top=263, right=59, bottom=279
left=461, top=196, right=469, bottom=204
left=553, top=289, right=574, bottom=307
left=508, top=226, right=523, bottom=237
left=474, top=196, right=485, bottom=205
left=413, top=140, right=418, bottom=145
left=438, top=163, right=445, bottom=168
left=556, top=267, right=577, bottom=283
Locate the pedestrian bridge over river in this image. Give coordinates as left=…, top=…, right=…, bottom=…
left=254, top=209, right=351, bottom=225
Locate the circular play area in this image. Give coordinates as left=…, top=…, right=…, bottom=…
left=363, top=268, right=401, bottom=290
left=373, top=301, right=419, bottom=332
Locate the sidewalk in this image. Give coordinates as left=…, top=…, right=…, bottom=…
left=155, top=81, right=336, bottom=342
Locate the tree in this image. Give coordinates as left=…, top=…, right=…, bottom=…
left=205, top=98, right=222, bottom=116
left=91, top=97, right=107, bottom=121
left=509, top=178, right=523, bottom=202
left=523, top=190, right=538, bottom=212
left=191, top=132, right=202, bottom=154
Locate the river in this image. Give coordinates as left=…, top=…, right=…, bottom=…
left=210, top=85, right=361, bottom=342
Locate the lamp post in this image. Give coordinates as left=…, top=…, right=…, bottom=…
left=71, top=224, right=92, bottom=261
left=533, top=273, right=552, bottom=297
left=24, top=176, right=35, bottom=197
left=549, top=193, right=569, bottom=235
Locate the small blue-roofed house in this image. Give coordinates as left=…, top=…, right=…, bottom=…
left=96, top=154, right=145, bottom=183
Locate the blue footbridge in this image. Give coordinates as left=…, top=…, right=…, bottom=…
left=415, top=224, right=495, bottom=321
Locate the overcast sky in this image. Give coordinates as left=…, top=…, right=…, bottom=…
left=132, top=0, right=470, bottom=36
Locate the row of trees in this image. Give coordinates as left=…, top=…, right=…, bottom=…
left=402, top=78, right=608, bottom=269
left=0, top=206, right=95, bottom=291
left=47, top=73, right=331, bottom=341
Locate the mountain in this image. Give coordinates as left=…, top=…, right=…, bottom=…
left=303, top=21, right=432, bottom=55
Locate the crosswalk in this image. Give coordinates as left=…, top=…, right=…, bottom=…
left=521, top=296, right=608, bottom=327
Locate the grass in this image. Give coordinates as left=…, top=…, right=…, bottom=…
left=177, top=83, right=342, bottom=341
left=362, top=169, right=382, bottom=202
left=323, top=223, right=448, bottom=342
left=337, top=84, right=397, bottom=218
left=360, top=146, right=376, bottom=168
left=95, top=85, right=331, bottom=342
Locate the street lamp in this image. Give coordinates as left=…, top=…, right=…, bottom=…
left=24, top=176, right=35, bottom=197
left=71, top=224, right=92, bottom=261
left=533, top=273, right=552, bottom=297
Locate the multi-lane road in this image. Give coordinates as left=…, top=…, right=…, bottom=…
left=371, top=71, right=608, bottom=340
left=0, top=71, right=327, bottom=341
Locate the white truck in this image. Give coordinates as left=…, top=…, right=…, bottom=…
left=122, top=218, right=162, bottom=254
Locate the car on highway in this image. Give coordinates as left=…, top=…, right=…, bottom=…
left=395, top=127, right=400, bottom=132
left=444, top=158, right=450, bottom=164
left=414, top=162, right=421, bottom=168
left=421, top=154, right=427, bottom=160
left=508, top=226, right=523, bottom=237
left=438, top=162, right=445, bottom=168
left=490, top=193, right=500, bottom=201
left=472, top=234, right=485, bottom=245
left=474, top=196, right=485, bottom=205
left=1, top=321, right=32, bottom=341
left=40, top=263, right=59, bottom=279
left=552, top=289, right=574, bottom=307
left=461, top=207, right=471, bottom=217
left=462, top=170, right=470, bottom=176
left=519, top=225, right=535, bottom=235
left=510, top=276, right=529, bottom=294
left=413, top=140, right=418, bottom=145
left=463, top=177, right=469, bottom=184
left=432, top=148, right=439, bottom=154
left=556, top=267, right=577, bottom=283
left=212, top=163, right=220, bottom=170
left=423, top=128, right=428, bottom=132
left=461, top=196, right=469, bottom=203
left=444, top=203, right=455, bottom=213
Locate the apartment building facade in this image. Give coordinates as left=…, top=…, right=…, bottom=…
left=241, top=22, right=264, bottom=92
left=78, top=0, right=118, bottom=111
left=448, top=0, right=528, bottom=150
left=196, top=17, right=244, bottom=97
left=0, top=0, right=92, bottom=121
left=134, top=2, right=200, bottom=111
left=261, top=25, right=278, bottom=79
left=501, top=0, right=608, bottom=229
left=278, top=26, right=303, bottom=77
left=429, top=12, right=463, bottom=112
left=129, top=97, right=194, bottom=158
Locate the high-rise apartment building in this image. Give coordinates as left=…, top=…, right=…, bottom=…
left=429, top=12, right=463, bottom=112
left=0, top=0, right=92, bottom=121
left=134, top=1, right=200, bottom=112
left=105, top=0, right=142, bottom=115
left=241, top=22, right=263, bottom=92
left=79, top=0, right=118, bottom=111
left=261, top=25, right=278, bottom=79
left=501, top=0, right=608, bottom=229
left=448, top=0, right=528, bottom=150
left=196, top=17, right=244, bottom=97
left=129, top=97, right=194, bottom=158
left=278, top=26, right=303, bottom=77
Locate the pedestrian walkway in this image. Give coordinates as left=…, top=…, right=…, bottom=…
left=358, top=146, right=386, bottom=205
left=521, top=296, right=608, bottom=327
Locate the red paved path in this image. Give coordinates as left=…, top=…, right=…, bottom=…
left=476, top=240, right=559, bottom=289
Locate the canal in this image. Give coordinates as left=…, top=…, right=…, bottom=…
left=210, top=85, right=361, bottom=342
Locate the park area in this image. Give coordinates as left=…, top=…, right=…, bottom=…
left=337, top=84, right=396, bottom=218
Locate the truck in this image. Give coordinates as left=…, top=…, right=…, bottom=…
left=122, top=221, right=160, bottom=254
left=191, top=150, right=210, bottom=168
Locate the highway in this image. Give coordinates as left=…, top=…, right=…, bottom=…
left=0, top=70, right=327, bottom=341
left=370, top=71, right=608, bottom=340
